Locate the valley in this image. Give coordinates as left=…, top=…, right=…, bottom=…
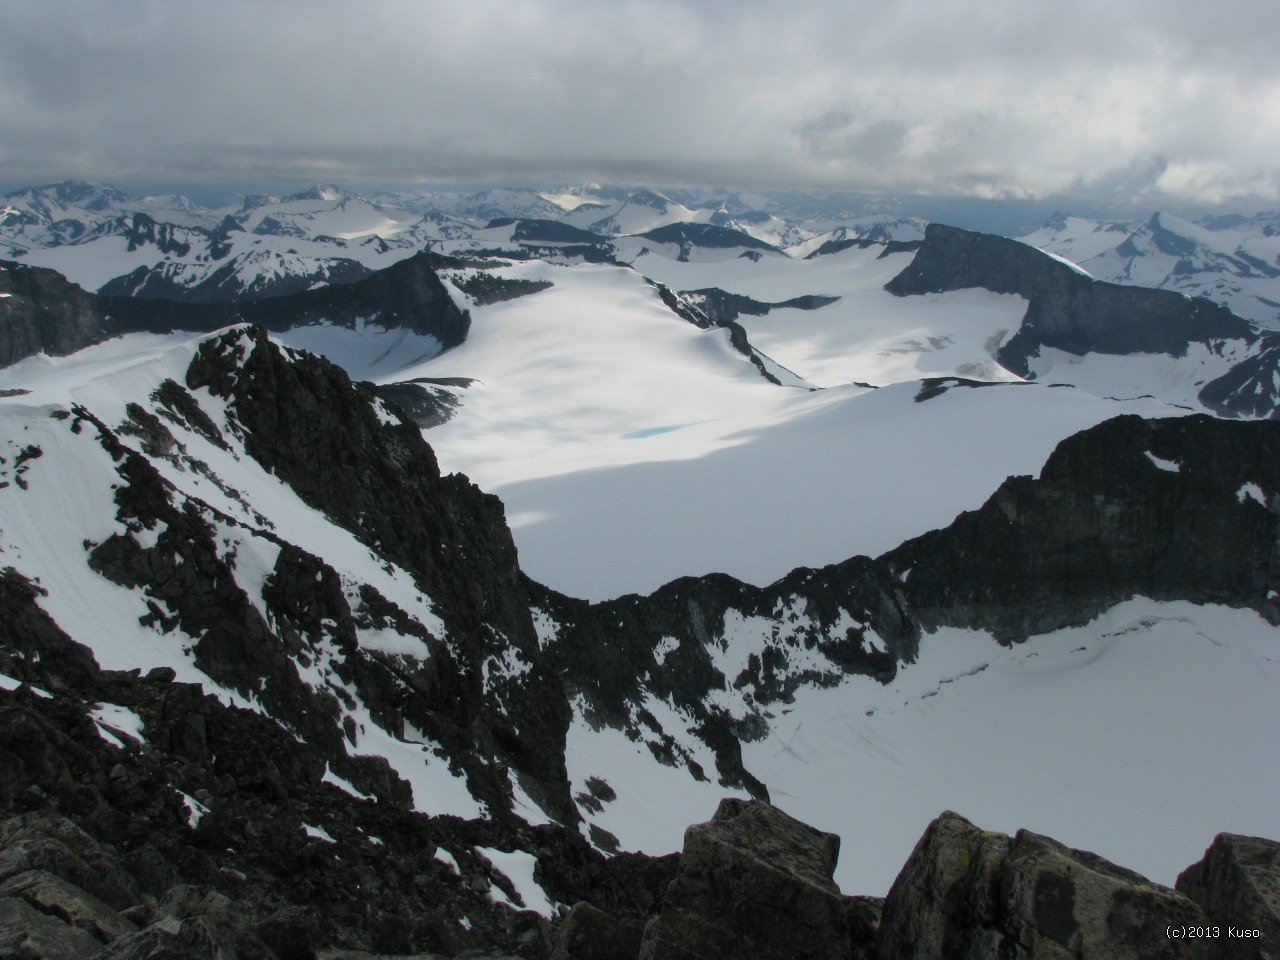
left=1, top=179, right=1278, bottom=958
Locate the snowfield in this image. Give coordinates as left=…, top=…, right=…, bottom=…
left=350, top=249, right=1190, bottom=601
left=4, top=182, right=1278, bottom=910
left=567, top=599, right=1280, bottom=897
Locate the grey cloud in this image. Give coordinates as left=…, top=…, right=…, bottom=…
left=0, top=0, right=1275, bottom=207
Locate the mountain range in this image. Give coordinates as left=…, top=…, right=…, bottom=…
left=1, top=178, right=1278, bottom=959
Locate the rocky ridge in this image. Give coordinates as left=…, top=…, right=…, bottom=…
left=883, top=222, right=1276, bottom=416
left=3, top=325, right=1280, bottom=956
left=0, top=251, right=469, bottom=368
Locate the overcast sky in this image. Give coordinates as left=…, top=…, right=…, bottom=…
left=2, top=0, right=1276, bottom=209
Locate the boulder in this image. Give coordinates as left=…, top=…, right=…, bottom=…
left=874, top=811, right=1210, bottom=959
left=1177, top=832, right=1280, bottom=958
left=637, top=798, right=854, bottom=960
left=0, top=868, right=138, bottom=943
left=551, top=901, right=645, bottom=960
left=0, top=894, right=105, bottom=959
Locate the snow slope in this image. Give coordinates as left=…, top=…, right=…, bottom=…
left=572, top=598, right=1280, bottom=897
left=0, top=332, right=483, bottom=820
left=619, top=241, right=1028, bottom=387
left=369, top=250, right=1186, bottom=600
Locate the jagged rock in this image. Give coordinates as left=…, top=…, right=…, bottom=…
left=874, top=811, right=1209, bottom=959
left=550, top=901, right=645, bottom=960
left=637, top=798, right=855, bottom=960
left=0, top=893, right=106, bottom=959
left=1198, top=335, right=1280, bottom=420
left=0, top=249, right=469, bottom=369
left=1177, top=833, right=1280, bottom=958
left=675, top=287, right=839, bottom=324
left=0, top=816, right=142, bottom=912
left=0, top=869, right=138, bottom=942
left=0, top=257, right=105, bottom=367
left=183, top=326, right=574, bottom=821
left=885, top=414, right=1280, bottom=640
left=845, top=897, right=884, bottom=960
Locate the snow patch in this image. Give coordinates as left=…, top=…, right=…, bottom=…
left=177, top=791, right=209, bottom=828
left=322, top=765, right=374, bottom=801
left=303, top=823, right=335, bottom=843
left=1144, top=451, right=1182, bottom=473
left=1238, top=482, right=1266, bottom=506
left=474, top=846, right=557, bottom=917
left=90, top=703, right=146, bottom=746
left=0, top=673, right=51, bottom=698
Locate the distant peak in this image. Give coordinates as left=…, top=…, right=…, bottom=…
left=1043, top=211, right=1070, bottom=231
left=283, top=183, right=349, bottom=203
left=240, top=193, right=277, bottom=212
left=44, top=179, right=133, bottom=210
left=626, top=189, right=673, bottom=210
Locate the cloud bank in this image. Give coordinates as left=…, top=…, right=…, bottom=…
left=1, top=0, right=1276, bottom=207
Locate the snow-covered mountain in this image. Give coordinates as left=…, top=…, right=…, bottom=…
left=3, top=182, right=1280, bottom=957
left=0, top=180, right=926, bottom=304
left=1022, top=210, right=1280, bottom=329
left=2, top=318, right=1277, bottom=951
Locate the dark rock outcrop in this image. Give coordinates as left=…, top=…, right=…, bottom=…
left=0, top=573, right=646, bottom=960
left=884, top=413, right=1280, bottom=640
left=551, top=901, right=646, bottom=960
left=1178, top=833, right=1280, bottom=958
left=805, top=236, right=922, bottom=259
left=109, top=249, right=470, bottom=346
left=99, top=254, right=375, bottom=302
left=484, top=218, right=608, bottom=245
left=178, top=327, right=572, bottom=821
left=884, top=223, right=1255, bottom=377
left=647, top=280, right=796, bottom=387
left=1199, top=334, right=1280, bottom=419
left=677, top=287, right=840, bottom=324
left=0, top=250, right=469, bottom=368
left=875, top=811, right=1210, bottom=959
left=450, top=272, right=553, bottom=306
left=638, top=223, right=779, bottom=259
left=0, top=257, right=105, bottom=368
left=637, top=799, right=856, bottom=960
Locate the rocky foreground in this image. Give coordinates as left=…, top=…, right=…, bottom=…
left=2, top=656, right=1277, bottom=959
left=0, top=322, right=1278, bottom=957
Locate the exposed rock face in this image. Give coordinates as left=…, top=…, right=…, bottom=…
left=884, top=222, right=1254, bottom=377
left=804, top=236, right=921, bottom=259
left=485, top=218, right=608, bottom=245
left=1198, top=335, right=1280, bottom=420
left=99, top=252, right=375, bottom=301
left=677, top=286, right=840, bottom=324
left=0, top=256, right=106, bottom=368
left=535, top=556, right=915, bottom=800
left=874, top=811, right=1210, bottom=959
left=639, top=222, right=779, bottom=255
left=637, top=799, right=855, bottom=960
left=885, top=413, right=1280, bottom=639
left=534, top=412, right=1280, bottom=801
left=551, top=901, right=646, bottom=960
left=0, top=250, right=469, bottom=368
left=4, top=319, right=1280, bottom=956
left=178, top=327, right=574, bottom=821
left=1178, top=833, right=1280, bottom=958
left=0, top=573, right=658, bottom=960
left=647, top=279, right=789, bottom=386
